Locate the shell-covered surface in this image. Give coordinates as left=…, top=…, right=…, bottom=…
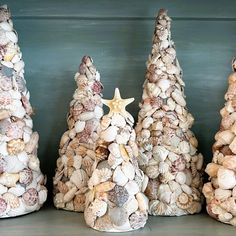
left=203, top=59, right=236, bottom=226
left=84, top=89, right=148, bottom=232
left=135, top=9, right=204, bottom=216
left=53, top=56, right=104, bottom=212
left=0, top=5, right=47, bottom=218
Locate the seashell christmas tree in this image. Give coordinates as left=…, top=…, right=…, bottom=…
left=0, top=5, right=47, bottom=218
left=203, top=59, right=236, bottom=226
left=135, top=9, right=204, bottom=216
left=53, top=56, right=104, bottom=212
left=84, top=88, right=148, bottom=232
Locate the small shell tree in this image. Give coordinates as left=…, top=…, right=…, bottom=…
left=53, top=56, right=104, bottom=212
left=84, top=88, right=148, bottom=232
left=203, top=59, right=236, bottom=226
left=135, top=9, right=204, bottom=216
left=0, top=5, right=47, bottom=218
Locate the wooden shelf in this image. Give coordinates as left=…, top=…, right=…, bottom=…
left=0, top=206, right=235, bottom=236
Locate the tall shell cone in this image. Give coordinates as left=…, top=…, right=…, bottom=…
left=84, top=88, right=148, bottom=232
left=0, top=5, right=47, bottom=218
left=53, top=56, right=104, bottom=212
left=203, top=59, right=236, bottom=226
left=135, top=9, right=204, bottom=216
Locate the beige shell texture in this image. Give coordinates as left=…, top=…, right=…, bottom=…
left=84, top=89, right=148, bottom=232
left=0, top=5, right=47, bottom=218
left=135, top=9, right=204, bottom=216
left=53, top=56, right=104, bottom=212
left=203, top=59, right=236, bottom=226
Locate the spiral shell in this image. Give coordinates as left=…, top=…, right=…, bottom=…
left=176, top=193, right=193, bottom=209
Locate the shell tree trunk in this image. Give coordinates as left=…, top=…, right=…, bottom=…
left=135, top=9, right=204, bottom=216
left=0, top=5, right=47, bottom=218
left=53, top=56, right=104, bottom=212
left=203, top=59, right=236, bottom=226
left=84, top=88, right=148, bottom=232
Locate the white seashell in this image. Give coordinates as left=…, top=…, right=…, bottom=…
left=24, top=118, right=33, bottom=129
left=125, top=181, right=140, bottom=195
left=142, top=117, right=153, bottom=129
left=159, top=191, right=171, bottom=204
left=4, top=155, right=25, bottom=173
left=142, top=175, right=149, bottom=192
left=157, top=79, right=170, bottom=92
left=70, top=169, right=88, bottom=189
left=1, top=60, right=13, bottom=68
left=175, top=172, right=186, bottom=185
left=215, top=188, right=232, bottom=201
left=73, top=155, right=82, bottom=169
left=169, top=181, right=182, bottom=195
left=28, top=155, right=40, bottom=171
left=116, top=133, right=129, bottom=144
left=91, top=199, right=107, bottom=217
left=168, top=152, right=178, bottom=162
left=158, top=161, right=169, bottom=173
left=179, top=141, right=190, bottom=154
left=78, top=112, right=94, bottom=121
left=94, top=106, right=103, bottom=119
left=8, top=184, right=25, bottom=196
left=6, top=31, right=18, bottom=43
left=121, top=161, right=135, bottom=180
left=0, top=173, right=19, bottom=187
left=153, top=146, right=169, bottom=162
left=113, top=166, right=128, bottom=186
left=171, top=90, right=186, bottom=106
left=101, top=126, right=118, bottom=142
left=7, top=199, right=26, bottom=217
left=124, top=197, right=138, bottom=215
left=111, top=114, right=126, bottom=128
left=136, top=192, right=149, bottom=212
left=108, top=143, right=120, bottom=157
left=140, top=129, right=150, bottom=139
left=14, top=60, right=24, bottom=72
left=218, top=167, right=236, bottom=190
left=0, top=184, right=7, bottom=195
left=11, top=54, right=21, bottom=63
left=108, top=154, right=122, bottom=169
left=11, top=105, right=26, bottom=119
left=38, top=189, right=47, bottom=205
left=0, top=22, right=13, bottom=31
left=74, top=121, right=86, bottom=133
left=0, top=142, right=8, bottom=155
left=181, top=184, right=192, bottom=195
left=23, top=132, right=31, bottom=143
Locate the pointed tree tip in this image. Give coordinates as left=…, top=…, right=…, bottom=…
left=158, top=8, right=168, bottom=16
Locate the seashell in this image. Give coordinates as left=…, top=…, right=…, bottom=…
left=142, top=117, right=153, bottom=129
left=0, top=109, right=11, bottom=120
left=4, top=155, right=25, bottom=173
left=121, top=161, right=135, bottom=180
left=125, top=181, right=140, bottom=196
left=113, top=166, right=129, bottom=186
left=129, top=211, right=147, bottom=230
left=158, top=161, right=169, bottom=173
left=63, top=186, right=77, bottom=203
left=0, top=155, right=7, bottom=174
left=0, top=197, right=7, bottom=216
left=108, top=154, right=123, bottom=169
left=0, top=21, right=12, bottom=31
left=153, top=146, right=169, bottom=161
left=108, top=185, right=129, bottom=207
left=77, top=112, right=94, bottom=121
left=0, top=142, right=8, bottom=155
left=94, top=106, right=103, bottom=119
left=176, top=193, right=193, bottom=209
left=94, top=214, right=113, bottom=231
left=186, top=201, right=202, bottom=214
left=124, top=197, right=138, bottom=215
left=2, top=192, right=20, bottom=209
left=95, top=181, right=115, bottom=192
left=119, top=144, right=130, bottom=161
left=24, top=132, right=39, bottom=154
left=70, top=169, right=88, bottom=189
left=6, top=31, right=18, bottom=43
left=0, top=172, right=19, bottom=187
left=22, top=188, right=38, bottom=206
left=214, top=130, right=234, bottom=148
left=149, top=200, right=172, bottom=215
left=145, top=165, right=159, bottom=179
left=159, top=172, right=175, bottom=183
left=230, top=217, right=236, bottom=226
left=205, top=163, right=220, bottom=178
left=175, top=172, right=187, bottom=185
left=14, top=60, right=24, bottom=72
left=100, top=116, right=111, bottom=129
left=108, top=207, right=128, bottom=226
left=101, top=126, right=118, bottom=142
left=38, top=188, right=47, bottom=205
left=28, top=155, right=40, bottom=171
left=73, top=194, right=86, bottom=212
left=1, top=60, right=13, bottom=68
left=181, top=184, right=192, bottom=195
left=56, top=181, right=69, bottom=194
left=229, top=137, right=236, bottom=153
left=171, top=90, right=186, bottom=106
left=136, top=192, right=149, bottom=212
left=217, top=167, right=236, bottom=190
left=111, top=113, right=126, bottom=128
left=74, top=120, right=85, bottom=133
left=223, top=155, right=236, bottom=171
left=8, top=184, right=26, bottom=196
left=179, top=141, right=190, bottom=154
left=140, top=129, right=150, bottom=139
left=95, top=143, right=109, bottom=161
left=108, top=143, right=120, bottom=157
left=215, top=188, right=232, bottom=201
left=157, top=78, right=170, bottom=92
left=6, top=122, right=24, bottom=139
left=54, top=193, right=65, bottom=209
left=90, top=199, right=107, bottom=217
left=0, top=183, right=7, bottom=194
left=19, top=168, right=33, bottom=185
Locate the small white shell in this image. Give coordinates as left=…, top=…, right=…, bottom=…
left=38, top=189, right=47, bottom=205
left=153, top=146, right=169, bottom=162
left=113, top=166, right=128, bottom=186
left=94, top=106, right=103, bottom=119
left=8, top=184, right=25, bottom=196
left=70, top=169, right=88, bottom=189
left=171, top=90, right=186, bottom=106
left=158, top=161, right=169, bottom=173
left=90, top=199, right=107, bottom=217
left=125, top=181, right=140, bottom=195
left=14, top=60, right=24, bottom=72
left=108, top=143, right=120, bottom=158
left=0, top=184, right=8, bottom=195
left=4, top=155, right=25, bottom=173
left=111, top=114, right=126, bottom=128
left=175, top=172, right=186, bottom=185
left=157, top=78, right=170, bottom=92
left=74, top=121, right=86, bottom=133
left=218, top=167, right=236, bottom=190
left=6, top=31, right=18, bottom=43
left=121, top=161, right=135, bottom=180
left=101, top=126, right=118, bottom=142
left=136, top=192, right=149, bottom=212
left=0, top=22, right=13, bottom=31
left=124, top=197, right=138, bottom=215
left=78, top=112, right=94, bottom=121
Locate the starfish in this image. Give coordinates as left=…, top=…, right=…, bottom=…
left=102, top=88, right=134, bottom=117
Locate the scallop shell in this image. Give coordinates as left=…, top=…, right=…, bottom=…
left=63, top=186, right=77, bottom=203
left=158, top=161, right=169, bottom=173
left=94, top=214, right=113, bottom=231
left=0, top=172, right=19, bottom=187
left=149, top=200, right=172, bottom=215
left=101, top=126, right=118, bottom=142
left=22, top=188, right=38, bottom=206
left=108, top=207, right=128, bottom=226
left=125, top=181, right=140, bottom=196
left=186, top=201, right=201, bottom=214
left=217, top=167, right=236, bottom=190
left=124, top=197, right=139, bottom=215
left=0, top=197, right=7, bottom=215
left=108, top=154, right=123, bottom=169
left=90, top=199, right=107, bottom=217
left=171, top=90, right=186, bottom=106
left=223, top=155, right=236, bottom=171
left=129, top=211, right=147, bottom=230
left=176, top=193, right=193, bottom=209
left=74, top=194, right=86, bottom=212
left=113, top=166, right=128, bottom=186
left=2, top=192, right=20, bottom=209
left=70, top=169, right=89, bottom=189
left=19, top=168, right=33, bottom=185
left=53, top=193, right=65, bottom=209
left=145, top=165, right=159, bottom=179
left=108, top=185, right=129, bottom=207
left=153, top=145, right=169, bottom=161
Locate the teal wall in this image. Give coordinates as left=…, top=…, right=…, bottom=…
left=4, top=0, right=236, bottom=196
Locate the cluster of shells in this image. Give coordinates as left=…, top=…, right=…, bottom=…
left=135, top=9, right=204, bottom=216
left=0, top=5, right=47, bottom=218
left=203, top=60, right=236, bottom=226
left=53, top=56, right=104, bottom=212
left=84, top=109, right=149, bottom=232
